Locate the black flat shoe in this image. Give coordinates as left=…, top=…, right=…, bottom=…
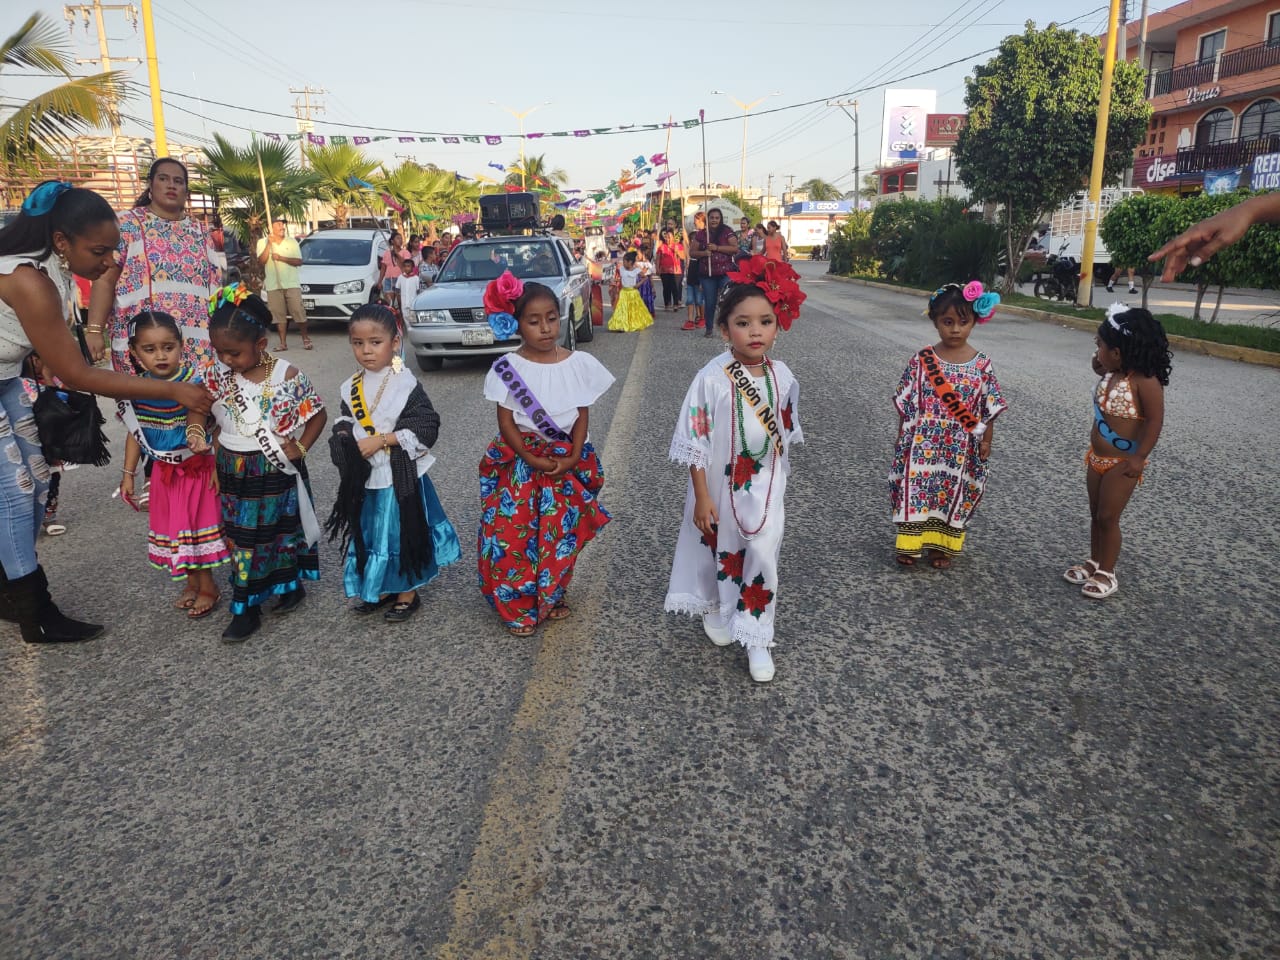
left=352, top=594, right=397, bottom=615
left=383, top=593, right=421, bottom=623
left=272, top=586, right=305, bottom=616
left=220, top=607, right=260, bottom=643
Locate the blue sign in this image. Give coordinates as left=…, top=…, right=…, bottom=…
left=783, top=200, right=855, bottom=215
left=1204, top=168, right=1242, bottom=195
left=1250, top=152, right=1280, bottom=191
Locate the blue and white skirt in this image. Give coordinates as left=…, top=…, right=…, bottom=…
left=343, top=475, right=461, bottom=602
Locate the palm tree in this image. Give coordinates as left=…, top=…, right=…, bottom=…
left=504, top=153, right=568, bottom=193
left=195, top=134, right=318, bottom=286
left=304, top=142, right=379, bottom=228
left=379, top=162, right=456, bottom=234
left=799, top=178, right=844, bottom=201
left=0, top=12, right=128, bottom=170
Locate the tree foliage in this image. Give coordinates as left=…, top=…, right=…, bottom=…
left=505, top=153, right=567, bottom=193
left=864, top=196, right=1003, bottom=287
left=799, top=178, right=843, bottom=201
left=0, top=12, right=128, bottom=169
left=1098, top=192, right=1178, bottom=308
left=303, top=142, right=381, bottom=228
left=720, top=190, right=761, bottom=225
left=826, top=210, right=875, bottom=275
left=953, top=21, right=1150, bottom=292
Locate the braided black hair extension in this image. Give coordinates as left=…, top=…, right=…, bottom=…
left=1098, top=308, right=1173, bottom=386
left=209, top=291, right=274, bottom=343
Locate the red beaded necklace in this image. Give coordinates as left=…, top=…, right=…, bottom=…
left=727, top=355, right=780, bottom=539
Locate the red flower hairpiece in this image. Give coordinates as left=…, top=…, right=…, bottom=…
left=725, top=255, right=806, bottom=331
left=483, top=269, right=524, bottom=317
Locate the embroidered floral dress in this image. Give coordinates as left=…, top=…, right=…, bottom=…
left=477, top=351, right=615, bottom=630
left=665, top=352, right=802, bottom=650
left=890, top=349, right=1007, bottom=557
left=204, top=357, right=324, bottom=613
left=109, top=210, right=220, bottom=373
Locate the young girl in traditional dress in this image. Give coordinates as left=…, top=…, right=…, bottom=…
left=477, top=272, right=615, bottom=636
left=326, top=304, right=460, bottom=622
left=665, top=256, right=806, bottom=683
left=203, top=284, right=327, bottom=642
left=891, top=281, right=1006, bottom=569
left=1063, top=305, right=1170, bottom=600
left=117, top=311, right=229, bottom=619
left=607, top=251, right=653, bottom=333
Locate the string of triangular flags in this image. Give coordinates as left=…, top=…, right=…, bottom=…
left=260, top=119, right=700, bottom=148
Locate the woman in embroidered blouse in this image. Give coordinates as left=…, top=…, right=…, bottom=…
left=0, top=183, right=212, bottom=644
left=203, top=285, right=326, bottom=643
left=85, top=158, right=221, bottom=374
left=477, top=277, right=615, bottom=637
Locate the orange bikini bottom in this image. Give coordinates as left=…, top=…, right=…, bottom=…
left=1085, top=448, right=1146, bottom=482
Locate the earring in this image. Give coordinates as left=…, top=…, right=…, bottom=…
left=391, top=355, right=404, bottom=374
left=257, top=350, right=271, bottom=367
left=55, top=248, right=69, bottom=271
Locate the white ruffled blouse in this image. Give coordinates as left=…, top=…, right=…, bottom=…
left=335, top=365, right=436, bottom=489
left=483, top=350, right=615, bottom=434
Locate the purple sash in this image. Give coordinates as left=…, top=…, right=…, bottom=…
left=492, top=355, right=572, bottom=442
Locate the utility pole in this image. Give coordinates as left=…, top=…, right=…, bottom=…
left=766, top=173, right=773, bottom=217
left=290, top=85, right=326, bottom=164
left=64, top=2, right=140, bottom=138
left=784, top=174, right=796, bottom=203
left=1137, top=0, right=1151, bottom=70
left=137, top=0, right=167, bottom=155
left=1077, top=0, right=1123, bottom=308
left=828, top=99, right=860, bottom=202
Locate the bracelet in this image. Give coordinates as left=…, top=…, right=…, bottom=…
left=122, top=466, right=135, bottom=475
left=294, top=438, right=307, bottom=457
left=382, top=433, right=391, bottom=452
left=85, top=325, right=104, bottom=334
left=186, top=424, right=207, bottom=439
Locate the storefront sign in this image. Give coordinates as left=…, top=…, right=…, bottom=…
left=1186, top=86, right=1221, bottom=105
left=1204, top=167, right=1242, bottom=195
left=924, top=113, right=968, bottom=147
left=1134, top=155, right=1179, bottom=185
left=1250, top=151, right=1280, bottom=190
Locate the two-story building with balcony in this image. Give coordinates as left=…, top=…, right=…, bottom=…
left=1129, top=0, right=1280, bottom=194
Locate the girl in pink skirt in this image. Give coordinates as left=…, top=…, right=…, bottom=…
left=117, top=311, right=229, bottom=619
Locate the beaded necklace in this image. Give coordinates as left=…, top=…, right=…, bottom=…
left=227, top=353, right=278, bottom=432
left=727, top=356, right=780, bottom=540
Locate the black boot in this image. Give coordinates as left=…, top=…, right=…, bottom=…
left=271, top=585, right=305, bottom=616
left=3, top=566, right=103, bottom=644
left=221, top=605, right=261, bottom=643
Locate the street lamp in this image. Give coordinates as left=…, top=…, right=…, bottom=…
left=712, top=90, right=780, bottom=200
left=491, top=100, right=551, bottom=189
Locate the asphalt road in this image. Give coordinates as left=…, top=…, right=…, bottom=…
left=2, top=262, right=1278, bottom=959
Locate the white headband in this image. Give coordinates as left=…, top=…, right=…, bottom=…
left=1105, top=302, right=1132, bottom=335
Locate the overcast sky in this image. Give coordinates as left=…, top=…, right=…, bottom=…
left=16, top=0, right=1133, bottom=193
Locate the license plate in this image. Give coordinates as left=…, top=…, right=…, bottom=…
left=303, top=299, right=315, bottom=310
left=463, top=328, right=494, bottom=346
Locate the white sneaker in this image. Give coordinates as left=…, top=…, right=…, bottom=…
left=702, top=614, right=733, bottom=646
left=747, top=646, right=775, bottom=682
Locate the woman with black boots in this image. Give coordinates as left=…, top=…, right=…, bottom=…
left=0, top=182, right=212, bottom=644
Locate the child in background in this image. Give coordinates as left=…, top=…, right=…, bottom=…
left=635, top=244, right=657, bottom=316
left=890, top=282, right=1006, bottom=569
left=1063, top=305, right=1170, bottom=599
left=419, top=247, right=441, bottom=287
left=203, top=284, right=327, bottom=643
left=664, top=257, right=805, bottom=683
left=326, top=304, right=458, bottom=622
left=117, top=311, right=229, bottom=619
left=394, top=257, right=419, bottom=317
left=607, top=251, right=653, bottom=333
left=477, top=272, right=614, bottom=636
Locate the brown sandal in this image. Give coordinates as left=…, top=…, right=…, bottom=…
left=547, top=601, right=571, bottom=621
left=188, top=592, right=221, bottom=620
left=895, top=555, right=917, bottom=567
left=928, top=554, right=952, bottom=569
left=174, top=586, right=199, bottom=609
left=508, top=623, right=537, bottom=637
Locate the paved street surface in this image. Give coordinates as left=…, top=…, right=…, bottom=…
left=3, top=262, right=1278, bottom=959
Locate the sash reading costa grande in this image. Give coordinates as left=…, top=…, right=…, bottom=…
left=918, top=347, right=987, bottom=437
left=492, top=356, right=573, bottom=443
left=724, top=359, right=784, bottom=455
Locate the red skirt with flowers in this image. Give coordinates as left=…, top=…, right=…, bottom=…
left=477, top=433, right=610, bottom=629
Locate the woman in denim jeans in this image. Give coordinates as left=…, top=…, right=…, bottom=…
left=688, top=208, right=738, bottom=337
left=0, top=183, right=211, bottom=644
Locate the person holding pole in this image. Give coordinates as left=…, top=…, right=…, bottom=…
left=257, top=218, right=310, bottom=351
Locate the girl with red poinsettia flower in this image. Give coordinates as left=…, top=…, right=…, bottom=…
left=664, top=259, right=805, bottom=683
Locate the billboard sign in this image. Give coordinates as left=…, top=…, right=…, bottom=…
left=1250, top=152, right=1280, bottom=190
left=1204, top=167, right=1242, bottom=195
left=925, top=113, right=967, bottom=147
left=1133, top=154, right=1202, bottom=187
left=881, top=89, right=937, bottom=163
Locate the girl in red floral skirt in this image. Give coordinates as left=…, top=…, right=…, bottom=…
left=477, top=272, right=615, bottom=636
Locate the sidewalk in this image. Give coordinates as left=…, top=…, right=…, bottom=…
left=1019, top=278, right=1280, bottom=327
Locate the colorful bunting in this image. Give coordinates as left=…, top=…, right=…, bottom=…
left=353, top=136, right=371, bottom=145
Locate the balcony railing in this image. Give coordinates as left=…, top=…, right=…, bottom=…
left=1148, top=40, right=1280, bottom=98
left=1175, top=132, right=1280, bottom=175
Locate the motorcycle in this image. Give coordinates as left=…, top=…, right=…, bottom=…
left=1032, top=246, right=1080, bottom=302
left=809, top=244, right=826, bottom=261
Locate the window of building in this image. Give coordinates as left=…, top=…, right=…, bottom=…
left=904, top=171, right=918, bottom=191
left=1196, top=108, right=1235, bottom=144
left=1269, top=12, right=1280, bottom=45
left=1240, top=99, right=1280, bottom=140
left=1198, top=29, right=1226, bottom=62
left=884, top=174, right=900, bottom=193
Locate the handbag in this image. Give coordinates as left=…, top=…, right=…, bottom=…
left=34, top=387, right=111, bottom=466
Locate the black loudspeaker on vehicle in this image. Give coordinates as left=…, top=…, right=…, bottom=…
left=480, top=191, right=540, bottom=231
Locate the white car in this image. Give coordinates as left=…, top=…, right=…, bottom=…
left=298, top=228, right=388, bottom=322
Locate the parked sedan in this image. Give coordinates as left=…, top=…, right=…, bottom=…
left=404, top=235, right=593, bottom=371
left=298, top=228, right=387, bottom=322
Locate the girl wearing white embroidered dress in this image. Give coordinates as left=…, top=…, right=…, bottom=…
left=664, top=256, right=805, bottom=683
left=326, top=304, right=460, bottom=624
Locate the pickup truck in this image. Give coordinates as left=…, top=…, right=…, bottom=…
left=404, top=234, right=593, bottom=372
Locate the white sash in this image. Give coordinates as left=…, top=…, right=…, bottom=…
left=219, top=364, right=321, bottom=546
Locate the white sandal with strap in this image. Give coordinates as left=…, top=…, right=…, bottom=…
left=1081, top=569, right=1118, bottom=599
left=1064, top=559, right=1099, bottom=585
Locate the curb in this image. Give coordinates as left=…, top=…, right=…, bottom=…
left=824, top=275, right=1280, bottom=370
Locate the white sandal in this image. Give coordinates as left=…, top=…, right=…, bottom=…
left=1063, top=559, right=1099, bottom=585
left=1081, top=570, right=1118, bottom=599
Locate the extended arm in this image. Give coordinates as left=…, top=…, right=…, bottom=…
left=1150, top=192, right=1280, bottom=281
